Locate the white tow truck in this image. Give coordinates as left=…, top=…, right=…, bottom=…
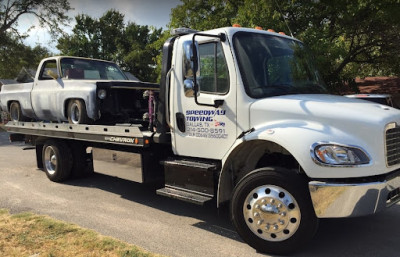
left=4, top=26, right=400, bottom=255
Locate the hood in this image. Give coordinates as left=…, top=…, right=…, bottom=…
left=250, top=94, right=400, bottom=130
left=96, top=81, right=159, bottom=90
left=249, top=94, right=400, bottom=178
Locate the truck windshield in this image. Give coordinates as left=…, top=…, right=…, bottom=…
left=60, top=58, right=127, bottom=80
left=233, top=32, right=327, bottom=98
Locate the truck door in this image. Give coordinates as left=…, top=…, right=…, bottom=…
left=171, top=37, right=237, bottom=159
left=31, top=59, right=63, bottom=121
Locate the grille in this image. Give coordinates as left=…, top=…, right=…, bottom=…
left=386, top=126, right=400, bottom=166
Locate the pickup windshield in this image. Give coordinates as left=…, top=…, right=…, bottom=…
left=60, top=58, right=127, bottom=80
left=233, top=32, right=327, bottom=98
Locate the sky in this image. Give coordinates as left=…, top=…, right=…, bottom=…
left=18, top=0, right=181, bottom=53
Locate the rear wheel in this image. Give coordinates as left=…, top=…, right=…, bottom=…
left=231, top=167, right=318, bottom=255
left=42, top=140, right=72, bottom=182
left=67, top=99, right=90, bottom=124
left=9, top=101, right=27, bottom=122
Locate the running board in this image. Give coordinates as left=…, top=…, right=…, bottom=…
left=156, top=186, right=213, bottom=205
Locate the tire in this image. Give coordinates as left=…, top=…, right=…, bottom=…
left=9, top=101, right=27, bottom=122
left=231, top=167, right=318, bottom=255
left=67, top=99, right=90, bottom=124
left=42, top=140, right=72, bottom=182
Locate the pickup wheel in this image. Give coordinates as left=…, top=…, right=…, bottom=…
left=67, top=99, right=90, bottom=124
left=231, top=167, right=318, bottom=255
left=42, top=140, right=72, bottom=182
left=9, top=101, right=27, bottom=122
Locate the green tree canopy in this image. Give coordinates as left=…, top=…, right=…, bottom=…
left=57, top=10, right=162, bottom=82
left=0, top=0, right=71, bottom=40
left=0, top=0, right=71, bottom=79
left=0, top=37, right=50, bottom=79
left=170, top=0, right=400, bottom=93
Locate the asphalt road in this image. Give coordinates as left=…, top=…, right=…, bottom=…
left=0, top=130, right=400, bottom=257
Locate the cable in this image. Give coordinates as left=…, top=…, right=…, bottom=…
left=273, top=0, right=294, bottom=37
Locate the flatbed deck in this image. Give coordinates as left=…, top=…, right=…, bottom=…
left=5, top=121, right=154, bottom=147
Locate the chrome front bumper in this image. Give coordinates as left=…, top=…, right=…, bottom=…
left=309, top=174, right=400, bottom=218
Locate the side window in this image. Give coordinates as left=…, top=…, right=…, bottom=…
left=39, top=60, right=57, bottom=80
left=198, top=42, right=229, bottom=94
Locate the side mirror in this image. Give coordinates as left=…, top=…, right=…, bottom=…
left=183, top=40, right=199, bottom=79
left=184, top=79, right=198, bottom=97
left=47, top=70, right=59, bottom=80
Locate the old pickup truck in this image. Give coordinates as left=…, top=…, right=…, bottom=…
left=0, top=56, right=158, bottom=125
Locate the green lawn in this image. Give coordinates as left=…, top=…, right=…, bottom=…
left=0, top=209, right=162, bottom=257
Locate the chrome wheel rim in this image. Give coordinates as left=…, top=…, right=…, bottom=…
left=44, top=146, right=57, bottom=175
left=243, top=185, right=301, bottom=242
left=70, top=103, right=80, bottom=124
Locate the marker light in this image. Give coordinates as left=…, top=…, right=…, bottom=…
left=267, top=29, right=275, bottom=32
left=279, top=32, right=286, bottom=35
left=232, top=24, right=241, bottom=27
left=255, top=26, right=263, bottom=30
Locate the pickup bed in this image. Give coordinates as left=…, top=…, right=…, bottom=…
left=0, top=56, right=159, bottom=125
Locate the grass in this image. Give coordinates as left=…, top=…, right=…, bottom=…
left=0, top=209, right=162, bottom=257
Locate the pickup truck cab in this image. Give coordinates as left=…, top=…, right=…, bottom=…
left=0, top=56, right=157, bottom=124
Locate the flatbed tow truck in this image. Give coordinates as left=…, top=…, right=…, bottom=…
left=4, top=26, right=400, bottom=254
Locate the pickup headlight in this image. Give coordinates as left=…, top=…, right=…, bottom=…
left=311, top=143, right=371, bottom=166
left=97, top=89, right=107, bottom=99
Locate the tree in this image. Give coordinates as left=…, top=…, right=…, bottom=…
left=0, top=0, right=71, bottom=40
left=57, top=10, right=163, bottom=82
left=57, top=11, right=123, bottom=60
left=0, top=37, right=50, bottom=78
left=0, top=0, right=71, bottom=79
left=169, top=0, right=242, bottom=31
left=169, top=0, right=400, bottom=93
left=117, top=23, right=163, bottom=82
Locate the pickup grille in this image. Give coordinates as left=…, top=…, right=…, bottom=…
left=386, top=126, right=400, bottom=166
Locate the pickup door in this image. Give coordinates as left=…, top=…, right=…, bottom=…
left=31, top=59, right=64, bottom=121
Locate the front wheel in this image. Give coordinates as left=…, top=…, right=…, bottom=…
left=67, top=99, right=90, bottom=124
left=231, top=167, right=318, bottom=255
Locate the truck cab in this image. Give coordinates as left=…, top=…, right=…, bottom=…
left=163, top=27, right=400, bottom=253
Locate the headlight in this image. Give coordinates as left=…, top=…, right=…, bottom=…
left=97, top=89, right=107, bottom=99
left=311, top=143, right=370, bottom=166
